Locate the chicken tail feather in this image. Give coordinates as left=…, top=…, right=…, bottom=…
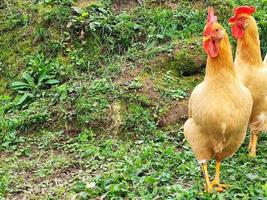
left=264, top=54, right=267, bottom=63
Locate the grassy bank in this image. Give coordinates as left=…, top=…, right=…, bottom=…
left=0, top=0, right=267, bottom=199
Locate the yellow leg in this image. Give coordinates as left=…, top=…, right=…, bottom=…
left=211, top=161, right=228, bottom=192
left=201, top=162, right=213, bottom=193
left=248, top=132, right=254, bottom=150
left=249, top=130, right=259, bottom=157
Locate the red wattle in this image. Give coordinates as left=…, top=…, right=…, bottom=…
left=204, top=40, right=219, bottom=58
left=232, top=25, right=245, bottom=39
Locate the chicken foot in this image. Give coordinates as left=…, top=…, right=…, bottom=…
left=211, top=161, right=229, bottom=192
left=249, top=130, right=259, bottom=157
left=200, top=162, right=213, bottom=193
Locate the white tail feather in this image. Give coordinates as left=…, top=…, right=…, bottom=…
left=249, top=112, right=267, bottom=132
left=264, top=54, right=267, bottom=63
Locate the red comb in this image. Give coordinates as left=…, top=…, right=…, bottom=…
left=204, top=7, right=218, bottom=36
left=207, top=6, right=217, bottom=24
left=228, top=6, right=256, bottom=23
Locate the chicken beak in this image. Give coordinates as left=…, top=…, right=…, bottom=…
left=203, top=36, right=211, bottom=42
left=228, top=21, right=236, bottom=27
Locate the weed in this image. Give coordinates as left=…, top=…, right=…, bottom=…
left=0, top=1, right=267, bottom=199
left=75, top=78, right=116, bottom=127
left=0, top=171, right=9, bottom=198
left=10, top=54, right=61, bottom=106
left=122, top=103, right=156, bottom=136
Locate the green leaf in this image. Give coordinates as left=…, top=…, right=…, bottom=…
left=10, top=81, right=30, bottom=90
left=144, top=176, right=158, bottom=184
left=98, top=7, right=107, bottom=13
left=16, top=93, right=31, bottom=105
left=72, top=6, right=82, bottom=14
left=156, top=34, right=164, bottom=39
left=38, top=72, right=48, bottom=86
left=46, top=79, right=60, bottom=85
left=21, top=148, right=31, bottom=157
left=72, top=181, right=86, bottom=192
left=22, top=72, right=35, bottom=87
left=81, top=12, right=89, bottom=18
left=246, top=173, right=258, bottom=181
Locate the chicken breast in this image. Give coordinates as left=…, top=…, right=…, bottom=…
left=185, top=78, right=252, bottom=161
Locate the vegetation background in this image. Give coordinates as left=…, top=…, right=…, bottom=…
left=0, top=0, right=266, bottom=199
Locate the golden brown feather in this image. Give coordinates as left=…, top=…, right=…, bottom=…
left=184, top=11, right=252, bottom=192
left=231, top=12, right=267, bottom=157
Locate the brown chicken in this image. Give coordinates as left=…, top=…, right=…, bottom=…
left=229, top=6, right=267, bottom=157
left=184, top=7, right=252, bottom=192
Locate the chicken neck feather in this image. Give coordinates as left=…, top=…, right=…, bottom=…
left=236, top=16, right=262, bottom=66
left=205, top=34, right=235, bottom=81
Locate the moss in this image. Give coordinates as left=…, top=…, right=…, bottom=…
left=0, top=79, right=8, bottom=95
left=0, top=28, right=34, bottom=78
left=172, top=48, right=205, bottom=76
left=150, top=38, right=206, bottom=76
left=167, top=38, right=206, bottom=76
left=0, top=0, right=264, bottom=139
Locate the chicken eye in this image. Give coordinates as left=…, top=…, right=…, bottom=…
left=215, top=28, right=219, bottom=32
left=239, top=17, right=246, bottom=21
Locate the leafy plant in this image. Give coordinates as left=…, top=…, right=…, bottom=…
left=10, top=54, right=61, bottom=106
left=168, top=89, right=187, bottom=100
left=36, top=0, right=74, bottom=6
left=123, top=103, right=156, bottom=136
left=255, top=3, right=267, bottom=56
left=1, top=5, right=29, bottom=32
left=0, top=96, right=19, bottom=150
left=0, top=171, right=9, bottom=198
left=75, top=78, right=115, bottom=127
left=77, top=129, right=96, bottom=143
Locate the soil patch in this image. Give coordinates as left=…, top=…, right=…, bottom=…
left=158, top=100, right=188, bottom=127
left=74, top=0, right=95, bottom=8
left=141, top=78, right=161, bottom=101
left=112, top=0, right=140, bottom=12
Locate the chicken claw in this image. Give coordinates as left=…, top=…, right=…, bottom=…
left=200, top=162, right=213, bottom=193
left=211, top=181, right=229, bottom=192
left=205, top=184, right=213, bottom=193
left=210, top=161, right=229, bottom=192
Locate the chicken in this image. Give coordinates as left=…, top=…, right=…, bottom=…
left=229, top=6, right=267, bottom=157
left=184, top=7, right=252, bottom=193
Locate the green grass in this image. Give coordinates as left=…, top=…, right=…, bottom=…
left=0, top=0, right=267, bottom=199
left=0, top=131, right=266, bottom=199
